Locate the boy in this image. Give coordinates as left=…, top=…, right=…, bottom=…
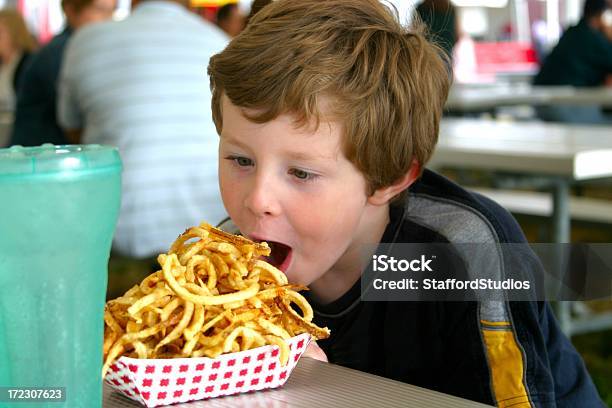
left=208, top=0, right=604, bottom=406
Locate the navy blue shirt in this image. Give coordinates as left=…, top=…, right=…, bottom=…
left=534, top=20, right=612, bottom=87
left=10, top=28, right=72, bottom=147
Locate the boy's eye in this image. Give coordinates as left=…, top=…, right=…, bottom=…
left=226, top=156, right=253, bottom=167
left=289, top=168, right=316, bottom=181
left=236, top=157, right=253, bottom=167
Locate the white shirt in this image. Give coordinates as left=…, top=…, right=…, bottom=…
left=59, top=1, right=229, bottom=258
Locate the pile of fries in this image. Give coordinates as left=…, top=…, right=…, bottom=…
left=102, top=223, right=330, bottom=377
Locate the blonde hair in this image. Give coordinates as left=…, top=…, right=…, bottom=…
left=0, top=9, right=37, bottom=53
left=209, top=0, right=451, bottom=198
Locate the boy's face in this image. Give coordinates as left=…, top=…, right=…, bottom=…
left=219, top=96, right=381, bottom=286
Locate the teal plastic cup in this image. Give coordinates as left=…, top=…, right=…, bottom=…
left=0, top=145, right=121, bottom=407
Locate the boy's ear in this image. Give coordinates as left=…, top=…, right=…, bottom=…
left=367, top=160, right=421, bottom=206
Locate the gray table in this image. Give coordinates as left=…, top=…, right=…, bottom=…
left=104, top=357, right=491, bottom=407
left=446, top=84, right=612, bottom=112
left=431, top=118, right=612, bottom=244
left=430, top=118, right=612, bottom=335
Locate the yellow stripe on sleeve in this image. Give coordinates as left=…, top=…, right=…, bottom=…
left=481, top=321, right=532, bottom=408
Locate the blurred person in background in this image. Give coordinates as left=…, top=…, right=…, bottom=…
left=216, top=2, right=244, bottom=37
left=533, top=0, right=612, bottom=124
left=0, top=10, right=37, bottom=110
left=9, top=0, right=116, bottom=147
left=58, top=0, right=228, bottom=261
left=414, top=0, right=460, bottom=61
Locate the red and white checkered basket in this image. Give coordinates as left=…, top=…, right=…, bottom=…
left=104, top=333, right=310, bottom=407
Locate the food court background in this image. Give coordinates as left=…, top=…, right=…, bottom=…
left=2, top=0, right=611, bottom=405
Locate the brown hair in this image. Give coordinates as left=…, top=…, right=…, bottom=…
left=0, top=10, right=37, bottom=53
left=209, top=0, right=451, bottom=199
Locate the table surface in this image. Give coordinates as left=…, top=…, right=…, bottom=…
left=430, top=118, right=612, bottom=180
left=446, top=84, right=612, bottom=111
left=104, top=357, right=492, bottom=408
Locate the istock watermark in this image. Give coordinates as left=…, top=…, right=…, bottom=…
left=361, top=243, right=612, bottom=302
left=372, top=254, right=434, bottom=272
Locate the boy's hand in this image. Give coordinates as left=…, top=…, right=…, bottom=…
left=303, top=341, right=328, bottom=362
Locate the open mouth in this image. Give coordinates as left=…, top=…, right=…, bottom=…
left=261, top=241, right=292, bottom=272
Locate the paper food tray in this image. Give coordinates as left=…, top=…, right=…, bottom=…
left=104, top=333, right=311, bottom=407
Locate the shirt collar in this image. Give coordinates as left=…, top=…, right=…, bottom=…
left=133, top=1, right=186, bottom=15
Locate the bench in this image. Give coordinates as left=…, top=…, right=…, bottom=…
left=472, top=187, right=612, bottom=336
left=472, top=188, right=612, bottom=224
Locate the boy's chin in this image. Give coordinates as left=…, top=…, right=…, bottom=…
left=283, top=265, right=306, bottom=285
left=284, top=266, right=321, bottom=288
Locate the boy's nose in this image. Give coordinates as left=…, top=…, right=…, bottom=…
left=243, top=176, right=281, bottom=218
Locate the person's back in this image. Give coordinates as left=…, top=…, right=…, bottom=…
left=533, top=20, right=612, bottom=87
left=532, top=0, right=612, bottom=124
left=59, top=0, right=229, bottom=258
left=11, top=29, right=71, bottom=146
